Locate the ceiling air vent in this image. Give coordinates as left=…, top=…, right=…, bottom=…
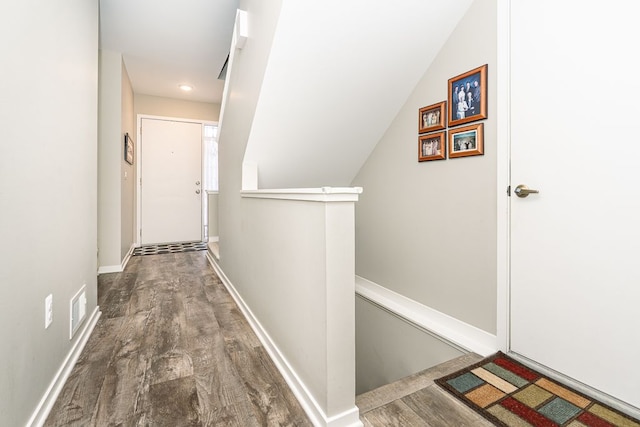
left=217, top=53, right=229, bottom=80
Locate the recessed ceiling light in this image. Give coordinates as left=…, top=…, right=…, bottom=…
left=179, top=84, right=193, bottom=92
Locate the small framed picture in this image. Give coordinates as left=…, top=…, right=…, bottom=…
left=419, top=131, right=446, bottom=162
left=418, top=101, right=446, bottom=133
left=448, top=64, right=487, bottom=127
left=124, top=133, right=134, bottom=165
left=448, top=123, right=483, bottom=158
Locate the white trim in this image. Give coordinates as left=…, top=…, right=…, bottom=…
left=496, top=0, right=511, bottom=352
left=121, top=243, right=135, bottom=270
left=26, top=307, right=101, bottom=427
left=207, top=241, right=219, bottom=260
left=97, top=264, right=122, bottom=274
left=241, top=187, right=363, bottom=203
left=136, top=113, right=218, bottom=126
left=355, top=276, right=497, bottom=357
left=97, top=243, right=135, bottom=275
left=508, top=351, right=640, bottom=420
left=206, top=254, right=362, bottom=427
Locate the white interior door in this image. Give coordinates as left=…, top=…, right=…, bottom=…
left=510, top=1, right=640, bottom=408
left=141, top=118, right=202, bottom=245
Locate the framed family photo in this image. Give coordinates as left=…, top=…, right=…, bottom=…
left=448, top=123, right=483, bottom=158
left=418, top=101, right=446, bottom=133
left=419, top=131, right=446, bottom=162
left=124, top=133, right=134, bottom=165
left=448, top=64, right=487, bottom=127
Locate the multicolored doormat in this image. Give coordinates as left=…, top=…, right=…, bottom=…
left=132, top=241, right=208, bottom=256
left=435, top=352, right=640, bottom=427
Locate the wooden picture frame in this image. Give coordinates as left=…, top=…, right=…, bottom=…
left=419, top=131, right=446, bottom=162
left=124, top=133, right=134, bottom=165
left=448, top=64, right=487, bottom=127
left=448, top=123, right=483, bottom=158
left=419, top=101, right=446, bottom=133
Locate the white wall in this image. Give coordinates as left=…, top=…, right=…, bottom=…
left=244, top=0, right=473, bottom=189
left=0, top=0, right=99, bottom=424
left=121, top=62, right=135, bottom=259
left=98, top=51, right=136, bottom=270
left=98, top=50, right=124, bottom=269
left=218, top=0, right=283, bottom=284
left=352, top=0, right=497, bottom=394
left=134, top=94, right=220, bottom=122
left=355, top=296, right=464, bottom=394
left=207, top=192, right=219, bottom=239
left=352, top=0, right=497, bottom=334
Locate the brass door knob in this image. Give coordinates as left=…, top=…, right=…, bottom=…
left=514, top=184, right=539, bottom=198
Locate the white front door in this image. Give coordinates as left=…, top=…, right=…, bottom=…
left=140, top=118, right=202, bottom=245
left=510, top=1, right=640, bottom=408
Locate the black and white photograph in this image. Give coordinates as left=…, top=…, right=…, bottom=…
left=418, top=131, right=446, bottom=162
left=448, top=64, right=487, bottom=127
left=419, top=101, right=446, bottom=133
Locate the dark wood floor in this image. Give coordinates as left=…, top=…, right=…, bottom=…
left=45, top=252, right=311, bottom=427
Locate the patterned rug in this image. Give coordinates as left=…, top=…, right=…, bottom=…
left=132, top=241, right=208, bottom=256
left=435, top=352, right=640, bottom=427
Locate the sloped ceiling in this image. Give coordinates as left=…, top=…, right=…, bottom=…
left=99, top=0, right=238, bottom=103
left=243, top=0, right=474, bottom=189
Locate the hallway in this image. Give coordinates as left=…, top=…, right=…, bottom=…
left=45, top=252, right=311, bottom=426
left=44, top=250, right=500, bottom=426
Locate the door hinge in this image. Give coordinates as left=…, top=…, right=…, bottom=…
left=507, top=185, right=511, bottom=196
left=140, top=229, right=142, bottom=238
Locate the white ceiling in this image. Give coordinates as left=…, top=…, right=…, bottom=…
left=99, top=0, right=239, bottom=103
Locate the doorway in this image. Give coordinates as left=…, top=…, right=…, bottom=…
left=505, top=1, right=640, bottom=411
left=138, top=117, right=203, bottom=245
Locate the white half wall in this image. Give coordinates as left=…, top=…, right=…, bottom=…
left=230, top=189, right=362, bottom=426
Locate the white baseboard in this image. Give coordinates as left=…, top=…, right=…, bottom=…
left=120, top=243, right=135, bottom=270
left=206, top=255, right=362, bottom=427
left=26, top=307, right=101, bottom=427
left=97, top=264, right=121, bottom=274
left=207, top=241, right=219, bottom=261
left=355, top=275, right=497, bottom=357
left=97, top=244, right=135, bottom=275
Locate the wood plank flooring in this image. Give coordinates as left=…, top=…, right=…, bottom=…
left=46, top=250, right=498, bottom=426
left=45, top=252, right=311, bottom=427
left=357, top=353, right=496, bottom=426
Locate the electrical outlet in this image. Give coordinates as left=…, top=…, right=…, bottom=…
left=45, top=294, right=53, bottom=329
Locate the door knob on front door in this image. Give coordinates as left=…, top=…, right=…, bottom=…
left=514, top=184, right=539, bottom=198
